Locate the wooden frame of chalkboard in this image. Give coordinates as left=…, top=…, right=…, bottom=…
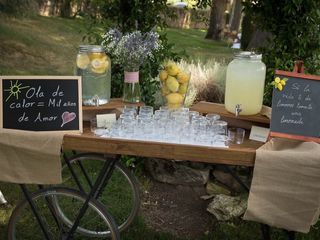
left=270, top=70, right=320, bottom=143
left=0, top=76, right=83, bottom=133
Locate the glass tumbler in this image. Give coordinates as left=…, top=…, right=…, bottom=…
left=228, top=127, right=245, bottom=144
left=214, top=120, right=228, bottom=135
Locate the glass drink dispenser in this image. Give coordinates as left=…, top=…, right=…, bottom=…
left=224, top=52, right=266, bottom=115
left=76, top=45, right=111, bottom=106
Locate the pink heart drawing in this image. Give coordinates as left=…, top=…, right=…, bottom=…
left=61, top=111, right=76, bottom=127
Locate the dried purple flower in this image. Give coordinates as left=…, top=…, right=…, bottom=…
left=102, top=28, right=162, bottom=71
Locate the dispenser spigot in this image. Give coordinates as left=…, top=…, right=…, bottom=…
left=235, top=104, right=242, bottom=117
left=92, top=95, right=100, bottom=107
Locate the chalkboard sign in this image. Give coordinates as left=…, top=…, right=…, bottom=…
left=0, top=76, right=82, bottom=132
left=270, top=70, right=320, bottom=142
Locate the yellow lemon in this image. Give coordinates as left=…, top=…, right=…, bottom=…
left=91, top=59, right=109, bottom=74
left=166, top=76, right=179, bottom=92
left=275, top=77, right=281, bottom=83
left=165, top=63, right=180, bottom=76
left=280, top=80, right=286, bottom=86
left=178, top=83, right=188, bottom=94
left=177, top=72, right=190, bottom=84
left=76, top=53, right=90, bottom=69
left=161, top=85, right=171, bottom=96
left=89, top=52, right=104, bottom=61
left=166, top=93, right=184, bottom=104
left=277, top=83, right=283, bottom=91
left=159, top=70, right=168, bottom=82
left=167, top=103, right=182, bottom=109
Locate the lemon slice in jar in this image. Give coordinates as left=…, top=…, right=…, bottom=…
left=76, top=53, right=90, bottom=69
left=90, top=55, right=109, bottom=74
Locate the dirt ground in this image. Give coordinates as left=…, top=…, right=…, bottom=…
left=140, top=179, right=215, bottom=239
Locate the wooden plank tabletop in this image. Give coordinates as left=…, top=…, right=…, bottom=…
left=191, top=101, right=270, bottom=130
left=191, top=101, right=270, bottom=124
left=63, top=126, right=263, bottom=167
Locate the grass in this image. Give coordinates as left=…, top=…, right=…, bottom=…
left=164, top=28, right=234, bottom=62
left=1, top=14, right=320, bottom=240
left=0, top=14, right=85, bottom=75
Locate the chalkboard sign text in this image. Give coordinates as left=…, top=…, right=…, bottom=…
left=0, top=76, right=82, bottom=132
left=270, top=70, right=320, bottom=142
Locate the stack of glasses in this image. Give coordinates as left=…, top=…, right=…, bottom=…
left=99, top=106, right=233, bottom=147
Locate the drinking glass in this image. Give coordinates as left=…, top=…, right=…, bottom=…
left=119, top=113, right=135, bottom=123
left=206, top=113, right=220, bottom=124
left=123, top=105, right=137, bottom=116
left=228, top=128, right=245, bottom=144
left=213, top=135, right=230, bottom=146
left=214, top=120, right=228, bottom=135
left=188, top=111, right=199, bottom=121
left=139, top=106, right=154, bottom=116
left=120, top=118, right=135, bottom=138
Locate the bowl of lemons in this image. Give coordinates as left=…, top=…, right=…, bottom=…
left=159, top=61, right=191, bottom=109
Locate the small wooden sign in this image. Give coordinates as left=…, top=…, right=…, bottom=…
left=0, top=76, right=82, bottom=133
left=270, top=69, right=320, bottom=143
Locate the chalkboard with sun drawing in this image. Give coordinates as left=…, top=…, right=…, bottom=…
left=0, top=76, right=82, bottom=132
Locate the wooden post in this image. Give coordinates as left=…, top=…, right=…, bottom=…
left=293, top=60, right=304, bottom=73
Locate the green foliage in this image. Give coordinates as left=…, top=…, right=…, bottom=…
left=99, top=0, right=175, bottom=33
left=83, top=0, right=184, bottom=107
left=242, top=0, right=320, bottom=106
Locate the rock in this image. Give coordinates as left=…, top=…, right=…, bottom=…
left=206, top=180, right=231, bottom=196
left=212, top=168, right=243, bottom=192
left=145, top=158, right=210, bottom=186
left=207, top=194, right=247, bottom=221
left=0, top=190, right=7, bottom=205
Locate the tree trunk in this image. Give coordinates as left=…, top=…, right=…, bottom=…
left=49, top=0, right=57, bottom=16
left=60, top=0, right=72, bottom=17
left=230, top=0, right=242, bottom=32
left=205, top=0, right=228, bottom=40
left=247, top=30, right=272, bottom=50
left=240, top=13, right=254, bottom=50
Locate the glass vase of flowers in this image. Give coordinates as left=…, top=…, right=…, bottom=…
left=102, top=29, right=161, bottom=103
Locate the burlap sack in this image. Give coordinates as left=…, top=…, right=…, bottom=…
left=0, top=129, right=64, bottom=184
left=244, top=138, right=320, bottom=233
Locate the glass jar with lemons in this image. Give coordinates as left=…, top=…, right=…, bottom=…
left=76, top=45, right=111, bottom=106
left=159, top=61, right=191, bottom=109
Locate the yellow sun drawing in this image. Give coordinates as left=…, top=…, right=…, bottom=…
left=4, top=80, right=30, bottom=102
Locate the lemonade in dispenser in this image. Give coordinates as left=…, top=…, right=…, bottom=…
left=224, top=52, right=266, bottom=115
left=76, top=45, right=111, bottom=106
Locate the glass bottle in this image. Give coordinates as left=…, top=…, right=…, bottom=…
left=123, top=68, right=141, bottom=103
left=76, top=45, right=111, bottom=106
left=224, top=52, right=266, bottom=115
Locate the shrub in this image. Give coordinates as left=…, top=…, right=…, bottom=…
left=243, top=0, right=320, bottom=106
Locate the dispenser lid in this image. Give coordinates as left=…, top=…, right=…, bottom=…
left=90, top=45, right=104, bottom=53
left=78, top=45, right=104, bottom=53
left=235, top=51, right=262, bottom=60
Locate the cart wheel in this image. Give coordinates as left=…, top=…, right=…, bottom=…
left=8, top=187, right=120, bottom=240
left=58, top=153, right=140, bottom=237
